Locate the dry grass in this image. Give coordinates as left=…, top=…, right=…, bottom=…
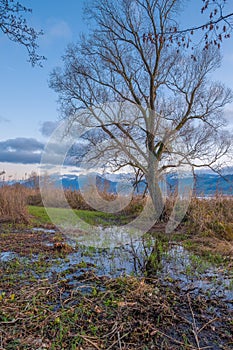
left=0, top=184, right=31, bottom=223
left=185, top=236, right=233, bottom=258
left=66, top=188, right=146, bottom=216
left=28, top=186, right=146, bottom=215
left=186, top=195, right=233, bottom=240
left=2, top=181, right=233, bottom=242
left=0, top=273, right=232, bottom=350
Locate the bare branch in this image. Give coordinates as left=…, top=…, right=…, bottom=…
left=0, top=0, right=45, bottom=66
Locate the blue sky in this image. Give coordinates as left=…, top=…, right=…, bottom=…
left=0, top=0, right=233, bottom=179
left=0, top=0, right=86, bottom=140
left=0, top=0, right=87, bottom=178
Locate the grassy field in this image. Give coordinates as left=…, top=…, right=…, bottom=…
left=28, top=205, right=130, bottom=226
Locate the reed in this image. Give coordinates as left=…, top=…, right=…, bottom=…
left=0, top=184, right=30, bottom=223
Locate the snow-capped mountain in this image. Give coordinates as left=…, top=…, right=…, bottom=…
left=1, top=167, right=232, bottom=196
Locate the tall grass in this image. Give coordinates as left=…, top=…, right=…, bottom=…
left=186, top=195, right=233, bottom=240
left=2, top=181, right=232, bottom=239
left=28, top=186, right=146, bottom=215
left=0, top=184, right=30, bottom=223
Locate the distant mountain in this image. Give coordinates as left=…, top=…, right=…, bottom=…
left=60, top=174, right=118, bottom=193
left=59, top=171, right=233, bottom=196
left=166, top=173, right=233, bottom=196
left=195, top=174, right=233, bottom=196
left=1, top=167, right=232, bottom=196
left=47, top=171, right=233, bottom=196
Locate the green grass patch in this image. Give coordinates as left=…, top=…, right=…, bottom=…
left=29, top=205, right=52, bottom=224
left=28, top=205, right=127, bottom=227
left=183, top=240, right=230, bottom=266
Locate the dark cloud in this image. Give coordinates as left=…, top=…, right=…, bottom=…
left=0, top=138, right=44, bottom=152
left=40, top=121, right=59, bottom=137
left=0, top=152, right=42, bottom=164
left=0, top=138, right=44, bottom=164
left=0, top=136, right=88, bottom=166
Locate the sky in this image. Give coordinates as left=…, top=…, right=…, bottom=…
left=0, top=0, right=233, bottom=179
left=0, top=0, right=87, bottom=178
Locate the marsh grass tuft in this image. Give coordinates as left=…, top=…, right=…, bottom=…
left=186, top=195, right=233, bottom=241
left=0, top=184, right=31, bottom=223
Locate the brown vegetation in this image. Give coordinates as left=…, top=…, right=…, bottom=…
left=0, top=229, right=73, bottom=256
left=1, top=183, right=233, bottom=243
left=0, top=273, right=232, bottom=349
left=28, top=186, right=146, bottom=215
left=0, top=184, right=31, bottom=223
left=186, top=195, right=233, bottom=241
left=0, top=186, right=232, bottom=349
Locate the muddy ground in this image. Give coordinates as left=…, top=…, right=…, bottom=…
left=0, top=225, right=232, bottom=349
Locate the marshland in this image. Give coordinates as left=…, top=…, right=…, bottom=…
left=0, top=184, right=232, bottom=349
left=1, top=0, right=233, bottom=349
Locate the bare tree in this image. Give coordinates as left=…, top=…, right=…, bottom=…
left=50, top=0, right=232, bottom=217
left=0, top=0, right=44, bottom=66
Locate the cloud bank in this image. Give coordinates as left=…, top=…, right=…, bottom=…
left=0, top=136, right=86, bottom=166
left=0, top=138, right=44, bottom=164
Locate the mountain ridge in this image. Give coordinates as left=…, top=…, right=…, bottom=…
left=1, top=168, right=232, bottom=196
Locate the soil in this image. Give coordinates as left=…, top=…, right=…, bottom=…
left=0, top=225, right=73, bottom=255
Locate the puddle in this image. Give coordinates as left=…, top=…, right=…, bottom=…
left=45, top=236, right=233, bottom=308
left=1, top=226, right=232, bottom=309
left=43, top=242, right=54, bottom=247
left=32, top=227, right=57, bottom=234
left=157, top=245, right=233, bottom=306
left=0, top=251, right=18, bottom=262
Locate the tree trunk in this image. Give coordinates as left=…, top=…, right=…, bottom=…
left=146, top=158, right=164, bottom=221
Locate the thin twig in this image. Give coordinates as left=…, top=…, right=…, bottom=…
left=106, top=333, right=129, bottom=350
left=78, top=334, right=101, bottom=350
left=102, top=322, right=119, bottom=338
left=197, top=317, right=219, bottom=334
left=151, top=328, right=212, bottom=350
left=118, top=331, right=122, bottom=350
left=0, top=318, right=20, bottom=325
left=187, top=293, right=201, bottom=350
